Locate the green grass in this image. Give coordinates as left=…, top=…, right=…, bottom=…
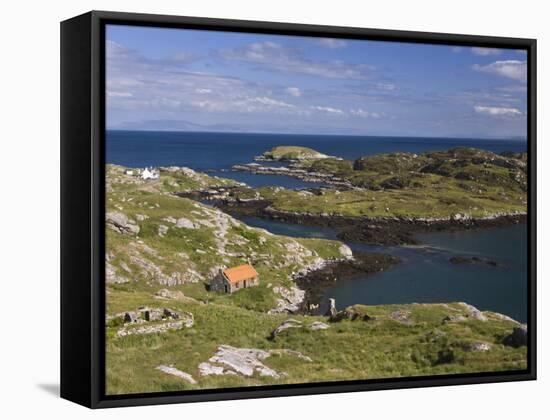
left=106, top=299, right=526, bottom=395
left=250, top=147, right=526, bottom=218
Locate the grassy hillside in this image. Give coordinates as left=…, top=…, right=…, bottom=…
left=106, top=165, right=347, bottom=313
left=105, top=163, right=527, bottom=395
left=106, top=295, right=526, bottom=394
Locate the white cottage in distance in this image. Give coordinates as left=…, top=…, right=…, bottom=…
left=140, top=167, right=160, bottom=180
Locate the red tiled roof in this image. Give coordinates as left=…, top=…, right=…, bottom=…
left=223, top=264, right=258, bottom=284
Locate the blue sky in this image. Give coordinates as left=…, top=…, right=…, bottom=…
left=106, top=25, right=527, bottom=139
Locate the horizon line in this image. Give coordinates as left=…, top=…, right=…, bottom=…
left=105, top=128, right=527, bottom=142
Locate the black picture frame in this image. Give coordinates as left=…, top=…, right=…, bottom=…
left=61, top=10, right=537, bottom=409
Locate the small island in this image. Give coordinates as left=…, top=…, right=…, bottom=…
left=256, top=145, right=333, bottom=161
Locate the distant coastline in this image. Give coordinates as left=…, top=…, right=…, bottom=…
left=106, top=128, right=527, bottom=143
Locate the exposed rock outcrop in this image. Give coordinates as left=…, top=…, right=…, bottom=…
left=269, top=286, right=306, bottom=314
left=106, top=211, right=140, bottom=236
left=309, top=321, right=330, bottom=331
left=503, top=325, right=528, bottom=347
left=198, top=345, right=311, bottom=379
left=106, top=261, right=129, bottom=284
left=270, top=319, right=303, bottom=339
left=156, top=365, right=197, bottom=384
left=390, top=309, right=412, bottom=324
left=175, top=217, right=198, bottom=229
left=155, top=289, right=186, bottom=300
left=325, top=298, right=337, bottom=318
left=463, top=342, right=491, bottom=352
left=443, top=314, right=467, bottom=323
left=458, top=302, right=488, bottom=321
left=200, top=346, right=279, bottom=378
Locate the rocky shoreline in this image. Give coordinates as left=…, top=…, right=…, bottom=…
left=293, top=251, right=400, bottom=314
left=232, top=162, right=353, bottom=188
left=214, top=198, right=527, bottom=246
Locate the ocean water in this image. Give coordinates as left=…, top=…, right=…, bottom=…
left=106, top=130, right=526, bottom=189
left=238, top=216, right=528, bottom=323
left=106, top=130, right=528, bottom=322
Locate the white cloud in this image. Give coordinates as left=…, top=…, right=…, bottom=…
left=350, top=108, right=382, bottom=118
left=474, top=105, right=523, bottom=116
left=252, top=96, right=295, bottom=108
left=107, top=91, right=133, bottom=98
left=107, top=40, right=310, bottom=119
left=311, top=105, right=345, bottom=115
left=316, top=38, right=347, bottom=49
left=376, top=83, right=396, bottom=91
left=471, top=47, right=501, bottom=56
left=451, top=46, right=463, bottom=53
left=220, top=41, right=375, bottom=80
left=191, top=96, right=296, bottom=114
left=472, top=60, right=527, bottom=82
left=286, top=87, right=302, bottom=97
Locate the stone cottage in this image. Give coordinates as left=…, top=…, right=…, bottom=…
left=210, top=264, right=259, bottom=294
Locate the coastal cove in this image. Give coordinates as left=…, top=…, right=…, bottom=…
left=236, top=215, right=527, bottom=323
left=106, top=130, right=528, bottom=323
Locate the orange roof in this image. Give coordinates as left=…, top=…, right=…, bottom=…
left=223, top=264, right=258, bottom=284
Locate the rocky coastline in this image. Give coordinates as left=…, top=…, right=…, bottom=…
left=232, top=162, right=353, bottom=188
left=293, top=251, right=401, bottom=314
left=212, top=197, right=527, bottom=246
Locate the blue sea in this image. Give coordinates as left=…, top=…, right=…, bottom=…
left=106, top=130, right=526, bottom=189
left=106, top=130, right=528, bottom=322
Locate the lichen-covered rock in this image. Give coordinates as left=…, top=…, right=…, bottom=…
left=106, top=211, right=140, bottom=235
left=338, top=244, right=354, bottom=260
left=269, top=286, right=305, bottom=314
left=175, top=217, right=197, bottom=229
left=270, top=319, right=303, bottom=339
left=158, top=224, right=169, bottom=237
left=106, top=261, right=129, bottom=284
left=198, top=345, right=311, bottom=379
left=463, top=342, right=491, bottom=352
left=156, top=365, right=197, bottom=384
left=390, top=309, right=412, bottom=324
left=309, top=321, right=330, bottom=331
left=458, top=302, right=488, bottom=321
left=205, top=345, right=278, bottom=378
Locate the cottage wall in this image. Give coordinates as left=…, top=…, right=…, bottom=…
left=210, top=272, right=228, bottom=293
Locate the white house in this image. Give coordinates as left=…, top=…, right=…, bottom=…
left=141, top=167, right=159, bottom=180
